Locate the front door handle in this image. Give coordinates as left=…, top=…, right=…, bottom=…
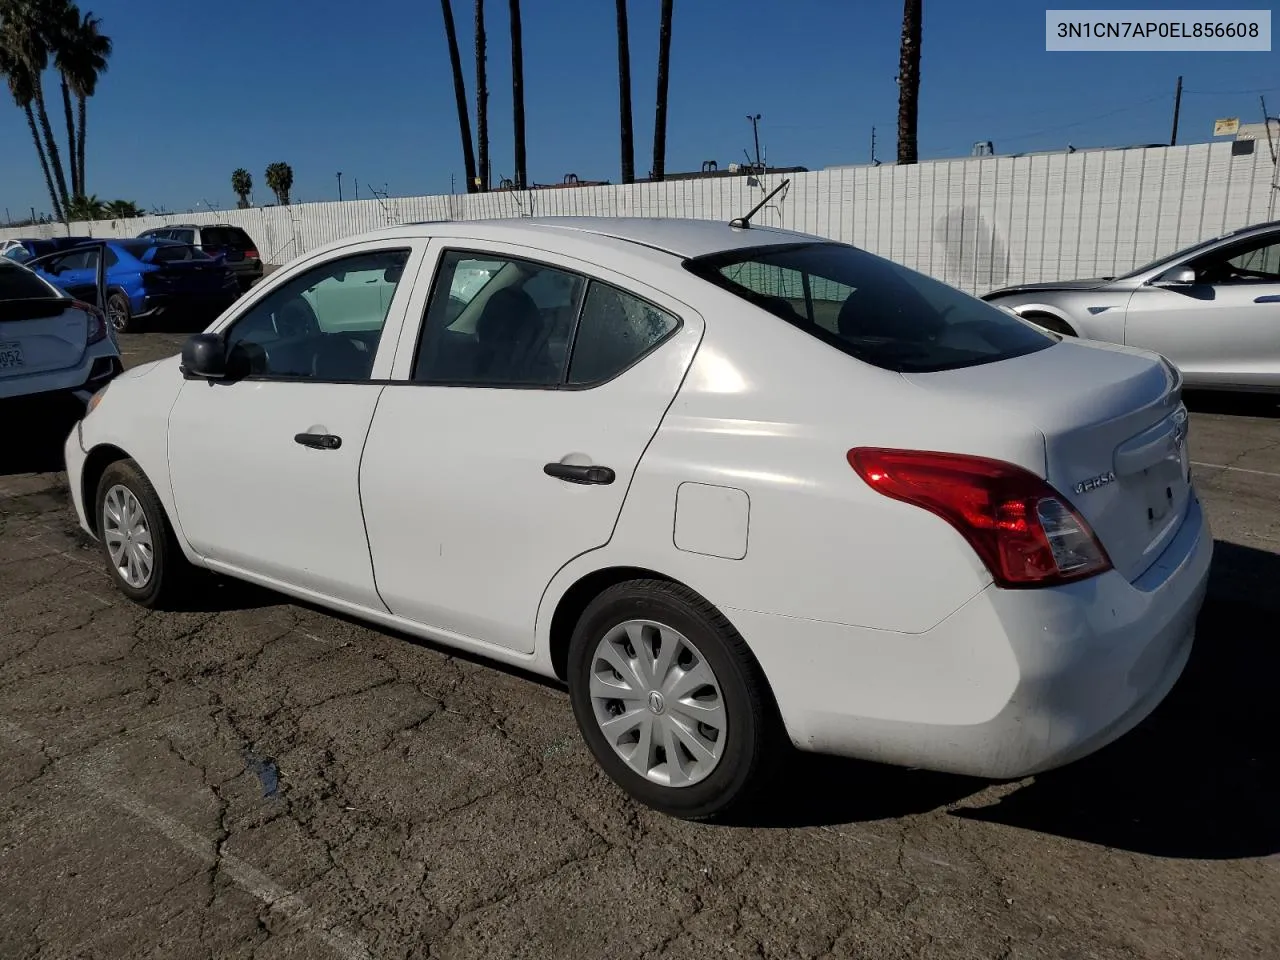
left=544, top=462, right=615, bottom=485
left=1253, top=294, right=1280, bottom=303
left=294, top=432, right=342, bottom=450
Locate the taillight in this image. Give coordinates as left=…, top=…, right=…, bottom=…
left=74, top=300, right=109, bottom=344
left=244, top=249, right=260, bottom=259
left=848, top=448, right=1112, bottom=588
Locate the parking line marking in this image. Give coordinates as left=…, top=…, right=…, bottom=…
left=1190, top=461, right=1280, bottom=480
left=0, top=719, right=373, bottom=960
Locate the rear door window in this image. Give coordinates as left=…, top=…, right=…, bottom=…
left=685, top=242, right=1054, bottom=373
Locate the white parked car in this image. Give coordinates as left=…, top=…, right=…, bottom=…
left=64, top=217, right=1212, bottom=819
left=1, top=256, right=121, bottom=411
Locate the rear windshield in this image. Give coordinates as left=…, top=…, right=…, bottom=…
left=201, top=227, right=253, bottom=249
left=0, top=261, right=61, bottom=300
left=684, top=242, right=1054, bottom=374
left=152, top=244, right=214, bottom=262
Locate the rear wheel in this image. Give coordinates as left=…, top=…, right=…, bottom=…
left=567, top=579, right=778, bottom=820
left=95, top=459, right=192, bottom=608
left=106, top=290, right=134, bottom=334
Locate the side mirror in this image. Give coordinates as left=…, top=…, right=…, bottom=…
left=1153, top=267, right=1197, bottom=287
left=181, top=333, right=226, bottom=379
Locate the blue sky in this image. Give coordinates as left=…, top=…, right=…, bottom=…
left=1, top=0, right=1277, bottom=217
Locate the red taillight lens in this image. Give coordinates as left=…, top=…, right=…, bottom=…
left=848, top=448, right=1112, bottom=588
left=74, top=300, right=109, bottom=344
left=244, top=249, right=259, bottom=259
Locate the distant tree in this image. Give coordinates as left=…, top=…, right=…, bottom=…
left=508, top=0, right=525, bottom=189
left=60, top=7, right=111, bottom=195
left=474, top=0, right=488, bottom=191
left=440, top=0, right=477, bottom=193
left=0, top=29, right=63, bottom=220
left=265, top=162, right=293, bottom=205
left=896, top=0, right=922, bottom=165
left=231, top=167, right=253, bottom=208
left=615, top=0, right=634, bottom=184
left=66, top=192, right=104, bottom=220
left=650, top=0, right=673, bottom=181
left=103, top=198, right=142, bottom=218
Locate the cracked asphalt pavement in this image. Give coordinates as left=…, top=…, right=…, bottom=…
left=1, top=331, right=1278, bottom=959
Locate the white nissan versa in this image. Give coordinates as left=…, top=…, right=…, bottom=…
left=64, top=216, right=1212, bottom=819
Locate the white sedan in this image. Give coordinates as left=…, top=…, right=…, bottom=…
left=64, top=217, right=1212, bottom=819
left=1, top=256, right=121, bottom=409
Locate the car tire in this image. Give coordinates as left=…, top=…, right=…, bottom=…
left=106, top=290, right=134, bottom=334
left=95, top=459, right=192, bottom=608
left=567, top=579, right=779, bottom=821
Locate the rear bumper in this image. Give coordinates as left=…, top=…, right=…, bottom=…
left=0, top=342, right=122, bottom=405
left=732, top=494, right=1213, bottom=779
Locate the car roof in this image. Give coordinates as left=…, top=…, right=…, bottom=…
left=369, top=216, right=824, bottom=259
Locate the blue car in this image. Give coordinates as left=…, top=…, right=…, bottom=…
left=26, top=238, right=240, bottom=333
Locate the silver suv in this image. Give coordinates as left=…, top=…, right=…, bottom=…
left=136, top=224, right=263, bottom=290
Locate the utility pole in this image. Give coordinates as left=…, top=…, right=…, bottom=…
left=870, top=126, right=879, bottom=165
left=354, top=178, right=359, bottom=200
left=337, top=172, right=343, bottom=201
left=1170, top=75, right=1183, bottom=146
left=747, top=114, right=762, bottom=170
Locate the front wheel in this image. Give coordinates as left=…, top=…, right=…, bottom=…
left=95, top=459, right=192, bottom=608
left=1024, top=312, right=1077, bottom=337
left=567, top=579, right=778, bottom=820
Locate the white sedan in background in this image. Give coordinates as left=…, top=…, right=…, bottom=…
left=1, top=256, right=121, bottom=411
left=64, top=217, right=1211, bottom=819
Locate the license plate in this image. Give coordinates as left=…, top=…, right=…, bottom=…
left=0, top=341, right=23, bottom=370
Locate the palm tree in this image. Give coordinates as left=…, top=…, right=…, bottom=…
left=474, top=0, right=488, bottom=191
left=265, top=162, right=293, bottom=205
left=651, top=0, right=673, bottom=181
left=1, top=0, right=72, bottom=213
left=103, top=198, right=142, bottom=218
left=0, top=38, right=62, bottom=220
left=440, top=0, right=477, bottom=193
left=896, top=0, right=922, bottom=165
left=49, top=0, right=79, bottom=197
left=66, top=192, right=104, bottom=220
left=509, top=0, right=525, bottom=190
left=231, top=168, right=253, bottom=208
left=615, top=0, right=634, bottom=184
left=65, top=9, right=110, bottom=196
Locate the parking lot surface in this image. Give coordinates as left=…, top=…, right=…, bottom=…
left=1, top=331, right=1277, bottom=960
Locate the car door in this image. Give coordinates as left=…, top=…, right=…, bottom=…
left=165, top=242, right=422, bottom=607
left=360, top=242, right=704, bottom=653
left=1123, top=231, right=1280, bottom=388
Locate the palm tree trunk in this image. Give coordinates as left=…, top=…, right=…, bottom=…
left=77, top=94, right=87, bottom=196
left=509, top=0, right=526, bottom=190
left=440, top=0, right=478, bottom=193
left=25, top=104, right=63, bottom=222
left=651, top=0, right=673, bottom=182
left=59, top=78, right=79, bottom=198
left=32, top=85, right=71, bottom=215
left=896, top=0, right=922, bottom=165
left=616, top=0, right=635, bottom=184
left=474, top=0, right=489, bottom=192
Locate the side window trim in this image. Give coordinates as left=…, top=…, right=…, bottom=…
left=215, top=243, right=417, bottom=384
left=407, top=245, right=684, bottom=391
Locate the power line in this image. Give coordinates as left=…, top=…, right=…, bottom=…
left=1183, top=84, right=1280, bottom=97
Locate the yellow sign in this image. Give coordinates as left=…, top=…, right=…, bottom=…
left=1214, top=117, right=1241, bottom=137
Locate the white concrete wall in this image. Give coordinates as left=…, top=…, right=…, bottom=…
left=4, top=141, right=1274, bottom=295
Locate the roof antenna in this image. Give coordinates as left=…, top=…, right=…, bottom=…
left=729, top=177, right=791, bottom=229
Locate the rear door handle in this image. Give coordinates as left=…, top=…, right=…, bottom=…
left=1253, top=295, right=1280, bottom=303
left=543, top=462, right=615, bottom=485
left=294, top=432, right=342, bottom=450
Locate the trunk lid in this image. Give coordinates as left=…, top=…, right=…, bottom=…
left=903, top=340, right=1190, bottom=582
left=143, top=259, right=233, bottom=294
left=0, top=298, right=89, bottom=378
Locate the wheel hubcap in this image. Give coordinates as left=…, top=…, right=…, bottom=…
left=102, top=484, right=153, bottom=589
left=589, top=620, right=726, bottom=788
left=108, top=298, right=127, bottom=331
